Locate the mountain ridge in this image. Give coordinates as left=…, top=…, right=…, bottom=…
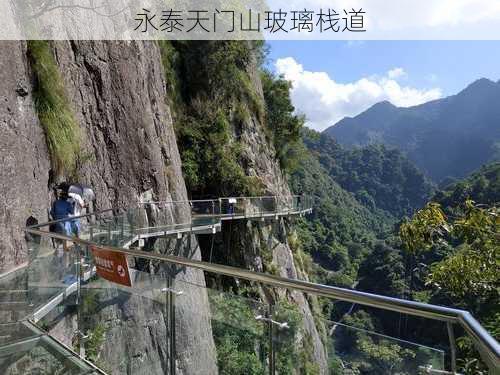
left=324, top=78, right=500, bottom=182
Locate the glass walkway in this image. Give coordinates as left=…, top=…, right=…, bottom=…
left=0, top=195, right=498, bottom=375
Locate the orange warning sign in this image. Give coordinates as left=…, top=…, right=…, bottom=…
left=90, top=246, right=132, bottom=287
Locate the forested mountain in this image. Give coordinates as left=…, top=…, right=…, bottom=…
left=302, top=129, right=434, bottom=217
left=324, top=78, right=500, bottom=182
left=434, top=161, right=500, bottom=210
left=355, top=162, right=499, bottom=373
left=299, top=93, right=499, bottom=373
left=289, top=139, right=392, bottom=286
left=288, top=130, right=460, bottom=372
left=277, top=62, right=498, bottom=374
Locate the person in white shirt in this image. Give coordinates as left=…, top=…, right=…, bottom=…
left=68, top=192, right=85, bottom=236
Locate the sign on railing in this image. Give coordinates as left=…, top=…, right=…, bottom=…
left=90, top=245, right=132, bottom=287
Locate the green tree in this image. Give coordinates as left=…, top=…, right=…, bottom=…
left=261, top=70, right=304, bottom=172
left=426, top=200, right=499, bottom=301
left=400, top=199, right=499, bottom=373
left=399, top=203, right=449, bottom=256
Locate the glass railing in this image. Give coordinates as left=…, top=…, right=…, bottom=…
left=323, top=318, right=445, bottom=373
left=38, top=195, right=313, bottom=251
left=5, top=229, right=496, bottom=374
left=0, top=320, right=101, bottom=374
left=218, top=195, right=312, bottom=219
left=1, top=196, right=497, bottom=374
left=40, top=242, right=446, bottom=375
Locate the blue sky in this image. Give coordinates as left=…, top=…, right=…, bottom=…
left=266, top=41, right=500, bottom=131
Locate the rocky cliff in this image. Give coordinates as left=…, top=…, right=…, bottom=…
left=181, top=44, right=328, bottom=373
left=0, top=40, right=217, bottom=374
left=232, top=68, right=328, bottom=374
left=0, top=41, right=51, bottom=274
left=0, top=40, right=327, bottom=374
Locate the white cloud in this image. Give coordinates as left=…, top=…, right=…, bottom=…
left=275, top=57, right=442, bottom=132
left=387, top=67, right=406, bottom=80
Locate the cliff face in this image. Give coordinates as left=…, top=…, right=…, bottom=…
left=231, top=140, right=329, bottom=373
left=195, top=56, right=329, bottom=373
left=241, top=83, right=328, bottom=375
left=0, top=41, right=51, bottom=274
left=0, top=40, right=327, bottom=374
left=52, top=41, right=188, bottom=209
left=0, top=40, right=217, bottom=374
left=53, top=40, right=217, bottom=375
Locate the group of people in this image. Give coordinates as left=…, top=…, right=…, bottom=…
left=50, top=183, right=93, bottom=239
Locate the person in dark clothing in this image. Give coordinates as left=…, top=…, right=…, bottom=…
left=51, top=194, right=73, bottom=234
left=50, top=191, right=74, bottom=251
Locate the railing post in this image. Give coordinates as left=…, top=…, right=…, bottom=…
left=76, top=244, right=85, bottom=358
left=120, top=215, right=124, bottom=238
left=107, top=220, right=111, bottom=243
left=167, top=273, right=177, bottom=375
left=447, top=322, right=457, bottom=374
left=268, top=304, right=276, bottom=375
left=130, top=215, right=135, bottom=242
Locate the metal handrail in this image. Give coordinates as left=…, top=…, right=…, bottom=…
left=23, top=226, right=500, bottom=373
left=139, top=199, right=215, bottom=204
left=28, top=195, right=312, bottom=230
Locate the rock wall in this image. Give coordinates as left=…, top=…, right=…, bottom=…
left=0, top=39, right=327, bottom=374
left=52, top=41, right=188, bottom=209
left=52, top=40, right=217, bottom=374
left=0, top=41, right=51, bottom=275
left=199, top=56, right=329, bottom=373
left=0, top=40, right=217, bottom=374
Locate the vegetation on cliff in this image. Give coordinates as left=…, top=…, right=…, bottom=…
left=27, top=40, right=80, bottom=176
left=261, top=70, right=303, bottom=172
left=158, top=41, right=266, bottom=197
left=158, top=41, right=304, bottom=197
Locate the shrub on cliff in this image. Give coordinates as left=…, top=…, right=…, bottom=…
left=28, top=40, right=80, bottom=175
